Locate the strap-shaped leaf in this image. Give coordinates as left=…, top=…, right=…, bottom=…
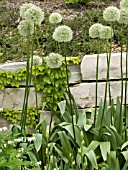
left=85, top=150, right=98, bottom=169
left=33, top=133, right=42, bottom=152
left=100, top=142, right=110, bottom=161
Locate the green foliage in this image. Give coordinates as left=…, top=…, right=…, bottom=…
left=63, top=0, right=90, bottom=4
left=0, top=107, right=40, bottom=130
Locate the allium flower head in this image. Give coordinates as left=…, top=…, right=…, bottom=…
left=18, top=20, right=34, bottom=37
left=99, top=26, right=113, bottom=39
left=24, top=5, right=44, bottom=25
left=118, top=9, right=128, bottom=24
left=30, top=55, right=42, bottom=66
left=20, top=3, right=36, bottom=18
left=53, top=25, right=73, bottom=42
left=120, top=0, right=128, bottom=9
left=89, top=23, right=103, bottom=38
left=46, top=53, right=63, bottom=69
left=103, top=6, right=120, bottom=21
left=49, top=12, right=62, bottom=24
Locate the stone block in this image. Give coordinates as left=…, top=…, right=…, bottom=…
left=0, top=88, right=44, bottom=110
left=70, top=81, right=128, bottom=108
left=81, top=52, right=127, bottom=81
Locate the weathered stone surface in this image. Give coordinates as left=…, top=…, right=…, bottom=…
left=68, top=64, right=82, bottom=83
left=81, top=52, right=127, bottom=81
left=70, top=81, right=128, bottom=108
left=0, top=62, right=26, bottom=72
left=0, top=88, right=44, bottom=110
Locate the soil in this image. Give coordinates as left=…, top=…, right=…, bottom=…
left=2, top=0, right=120, bottom=16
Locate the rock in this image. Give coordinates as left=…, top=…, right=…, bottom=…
left=0, top=62, right=26, bottom=72
left=81, top=52, right=127, bottom=81
left=0, top=88, right=44, bottom=110
left=70, top=81, right=128, bottom=108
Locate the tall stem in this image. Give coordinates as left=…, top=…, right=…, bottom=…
left=124, top=36, right=128, bottom=141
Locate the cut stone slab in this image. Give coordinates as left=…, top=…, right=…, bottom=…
left=81, top=52, right=127, bottom=81
left=0, top=62, right=26, bottom=72
left=0, top=88, right=44, bottom=110
left=70, top=81, right=128, bottom=108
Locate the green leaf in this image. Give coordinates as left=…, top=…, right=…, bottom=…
left=114, top=98, right=123, bottom=135
left=122, top=160, right=128, bottom=170
left=33, top=133, right=42, bottom=152
left=85, top=150, right=98, bottom=169
left=58, top=100, right=66, bottom=116
left=121, top=141, right=128, bottom=150
left=83, top=140, right=99, bottom=154
left=107, top=151, right=120, bottom=170
left=121, top=151, right=128, bottom=161
left=100, top=142, right=110, bottom=161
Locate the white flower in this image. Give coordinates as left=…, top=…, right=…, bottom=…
left=35, top=161, right=42, bottom=166
left=14, top=138, right=23, bottom=143
left=103, top=6, right=120, bottom=21
left=18, top=20, right=34, bottom=37
left=0, top=108, right=3, bottom=112
left=118, top=9, right=128, bottom=24
left=16, top=154, right=21, bottom=158
left=24, top=6, right=44, bottom=25
left=27, top=136, right=36, bottom=142
left=30, top=55, right=42, bottom=66
left=3, top=144, right=7, bottom=148
left=19, top=148, right=24, bottom=152
left=120, top=0, right=128, bottom=9
left=53, top=25, right=73, bottom=42
left=8, top=141, right=14, bottom=145
left=20, top=3, right=36, bottom=18
left=2, top=127, right=8, bottom=131
left=89, top=23, right=103, bottom=38
left=99, top=26, right=113, bottom=39
left=49, top=12, right=62, bottom=24
left=46, top=53, right=63, bottom=69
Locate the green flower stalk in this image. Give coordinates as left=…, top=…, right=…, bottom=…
left=49, top=12, right=62, bottom=24
left=103, top=6, right=120, bottom=22
left=100, top=25, right=113, bottom=131
left=46, top=52, right=63, bottom=133
left=31, top=55, right=42, bottom=122
left=89, top=23, right=102, bottom=126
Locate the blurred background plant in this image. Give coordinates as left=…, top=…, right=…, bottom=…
left=0, top=0, right=125, bottom=63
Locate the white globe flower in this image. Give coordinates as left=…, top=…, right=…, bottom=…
left=30, top=55, right=42, bottom=66
left=118, top=9, right=128, bottom=24
left=99, top=26, right=113, bottom=39
left=49, top=12, right=62, bottom=24
left=89, top=23, right=103, bottom=38
left=103, top=6, right=120, bottom=21
left=53, top=25, right=73, bottom=42
left=24, top=6, right=44, bottom=25
left=46, top=53, right=63, bottom=69
left=18, top=20, right=34, bottom=37
left=120, top=0, right=128, bottom=9
left=20, top=3, right=36, bottom=18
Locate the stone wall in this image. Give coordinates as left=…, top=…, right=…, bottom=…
left=0, top=52, right=127, bottom=110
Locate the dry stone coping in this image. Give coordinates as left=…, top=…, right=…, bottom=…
left=81, top=52, right=127, bottom=81
left=70, top=81, right=128, bottom=109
